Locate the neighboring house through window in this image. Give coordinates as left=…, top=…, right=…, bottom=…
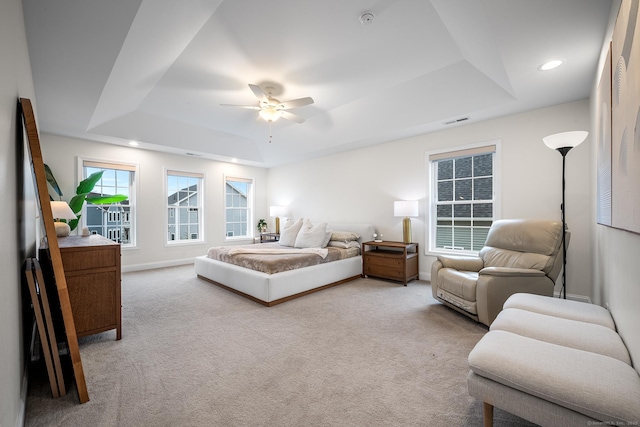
left=426, top=142, right=500, bottom=254
left=81, top=159, right=137, bottom=247
left=224, top=176, right=253, bottom=239
left=167, top=170, right=204, bottom=243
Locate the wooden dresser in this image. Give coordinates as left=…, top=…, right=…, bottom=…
left=362, top=241, right=419, bottom=286
left=41, top=235, right=122, bottom=340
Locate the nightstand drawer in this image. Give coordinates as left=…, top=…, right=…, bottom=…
left=364, top=264, right=404, bottom=278
left=363, top=255, right=403, bottom=268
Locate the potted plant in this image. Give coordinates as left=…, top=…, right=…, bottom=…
left=257, top=219, right=268, bottom=233
left=45, top=164, right=128, bottom=231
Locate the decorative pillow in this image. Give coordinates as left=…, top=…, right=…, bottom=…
left=294, top=220, right=328, bottom=248
left=330, top=231, right=360, bottom=243
left=321, top=230, right=333, bottom=248
left=328, top=240, right=361, bottom=249
left=278, top=218, right=303, bottom=247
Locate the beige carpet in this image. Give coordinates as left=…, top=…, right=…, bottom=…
left=25, top=265, right=535, bottom=427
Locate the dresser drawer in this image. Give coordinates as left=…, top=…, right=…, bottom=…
left=61, top=247, right=117, bottom=271
left=66, top=271, right=118, bottom=336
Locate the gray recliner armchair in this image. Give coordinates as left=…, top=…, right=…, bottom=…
left=431, top=219, right=567, bottom=326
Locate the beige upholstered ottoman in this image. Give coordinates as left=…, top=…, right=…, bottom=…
left=467, top=293, right=640, bottom=426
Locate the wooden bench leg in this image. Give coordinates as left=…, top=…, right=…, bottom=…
left=483, top=402, right=494, bottom=427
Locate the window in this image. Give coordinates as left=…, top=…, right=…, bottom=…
left=427, top=143, right=499, bottom=254
left=81, top=160, right=137, bottom=247
left=224, top=176, right=253, bottom=240
left=167, top=170, right=204, bottom=244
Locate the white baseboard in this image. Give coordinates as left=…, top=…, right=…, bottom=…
left=553, top=291, right=591, bottom=303
left=121, top=258, right=194, bottom=273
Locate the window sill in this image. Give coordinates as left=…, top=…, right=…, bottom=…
left=166, top=240, right=207, bottom=247
left=224, top=237, right=254, bottom=244
left=425, top=248, right=480, bottom=258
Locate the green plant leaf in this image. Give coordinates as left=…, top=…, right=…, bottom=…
left=76, top=170, right=104, bottom=194
left=86, top=194, right=128, bottom=205
left=68, top=216, right=80, bottom=231
left=44, top=163, right=63, bottom=199
left=68, top=193, right=89, bottom=214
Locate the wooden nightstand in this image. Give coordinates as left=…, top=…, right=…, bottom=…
left=40, top=235, right=122, bottom=340
left=260, top=233, right=280, bottom=243
left=362, top=241, right=419, bottom=285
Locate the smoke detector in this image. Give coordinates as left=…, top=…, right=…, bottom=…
left=360, top=12, right=375, bottom=26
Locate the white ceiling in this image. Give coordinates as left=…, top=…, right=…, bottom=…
left=23, top=0, right=612, bottom=168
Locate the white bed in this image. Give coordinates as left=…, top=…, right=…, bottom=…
left=194, top=223, right=375, bottom=306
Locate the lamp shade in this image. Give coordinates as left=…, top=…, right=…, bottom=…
left=543, top=131, right=588, bottom=150
left=394, top=200, right=419, bottom=217
left=50, top=201, right=77, bottom=220
left=269, top=206, right=290, bottom=218
left=259, top=108, right=282, bottom=122
left=50, top=201, right=76, bottom=237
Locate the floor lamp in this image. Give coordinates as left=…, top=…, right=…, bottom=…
left=543, top=131, right=588, bottom=299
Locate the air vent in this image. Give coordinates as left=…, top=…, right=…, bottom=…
left=444, top=117, right=470, bottom=125
left=185, top=152, right=201, bottom=157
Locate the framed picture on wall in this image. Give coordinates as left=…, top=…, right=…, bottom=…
left=611, top=0, right=640, bottom=234
left=596, top=44, right=612, bottom=226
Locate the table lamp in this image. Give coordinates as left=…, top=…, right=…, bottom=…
left=50, top=201, right=77, bottom=237
left=394, top=200, right=419, bottom=244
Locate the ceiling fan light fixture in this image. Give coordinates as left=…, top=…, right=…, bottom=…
left=259, top=108, right=283, bottom=122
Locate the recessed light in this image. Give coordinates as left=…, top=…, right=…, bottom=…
left=538, top=59, right=565, bottom=71
left=128, top=140, right=139, bottom=146
left=231, top=158, right=238, bottom=163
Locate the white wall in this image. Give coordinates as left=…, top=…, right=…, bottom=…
left=1, top=0, right=37, bottom=425
left=40, top=134, right=269, bottom=271
left=591, top=0, right=640, bottom=372
left=268, top=99, right=592, bottom=300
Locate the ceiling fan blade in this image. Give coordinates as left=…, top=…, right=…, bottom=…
left=281, top=111, right=305, bottom=124
left=248, top=84, right=269, bottom=103
left=220, top=104, right=261, bottom=110
left=278, top=97, right=314, bottom=109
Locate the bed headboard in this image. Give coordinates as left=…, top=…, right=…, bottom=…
left=325, top=223, right=375, bottom=243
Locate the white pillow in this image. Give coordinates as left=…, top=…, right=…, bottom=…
left=278, top=218, right=303, bottom=247
left=328, top=240, right=361, bottom=249
left=294, top=220, right=328, bottom=248
left=321, top=229, right=333, bottom=248
left=330, top=231, right=360, bottom=243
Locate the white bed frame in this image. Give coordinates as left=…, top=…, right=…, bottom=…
left=195, top=223, right=375, bottom=306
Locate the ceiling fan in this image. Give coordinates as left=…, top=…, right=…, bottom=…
left=221, top=84, right=314, bottom=124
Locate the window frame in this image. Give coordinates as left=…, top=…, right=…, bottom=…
left=223, top=174, right=254, bottom=242
left=165, top=169, right=205, bottom=246
left=77, top=157, right=139, bottom=249
left=425, top=140, right=501, bottom=256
